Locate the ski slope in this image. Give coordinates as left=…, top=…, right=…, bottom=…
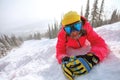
left=0, top=22, right=120, bottom=80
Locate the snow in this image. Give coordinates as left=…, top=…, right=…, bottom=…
left=0, top=22, right=120, bottom=80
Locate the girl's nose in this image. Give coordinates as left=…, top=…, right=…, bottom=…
left=71, top=31, right=78, bottom=36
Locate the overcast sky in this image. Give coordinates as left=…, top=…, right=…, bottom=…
left=0, top=0, right=120, bottom=35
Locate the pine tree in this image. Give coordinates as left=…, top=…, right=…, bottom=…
left=53, top=22, right=58, bottom=38
left=0, top=35, right=11, bottom=49
left=81, top=6, right=83, bottom=16
left=110, top=9, right=117, bottom=24
left=4, top=34, right=12, bottom=47
left=48, top=24, right=52, bottom=39
left=37, top=32, right=41, bottom=40
left=11, top=35, right=20, bottom=46
left=118, top=12, right=120, bottom=21
left=98, top=0, right=104, bottom=26
left=99, top=0, right=104, bottom=20
left=85, top=0, right=90, bottom=20
left=91, top=0, right=99, bottom=27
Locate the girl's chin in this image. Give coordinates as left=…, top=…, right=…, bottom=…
left=70, top=35, right=79, bottom=39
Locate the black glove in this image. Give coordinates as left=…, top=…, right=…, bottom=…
left=67, top=53, right=99, bottom=76
left=62, top=56, right=75, bottom=80
left=62, top=56, right=70, bottom=63
left=76, top=52, right=99, bottom=66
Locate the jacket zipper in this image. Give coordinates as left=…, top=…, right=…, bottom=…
left=77, top=39, right=81, bottom=47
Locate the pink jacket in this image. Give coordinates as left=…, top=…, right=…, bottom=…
left=56, top=16, right=109, bottom=64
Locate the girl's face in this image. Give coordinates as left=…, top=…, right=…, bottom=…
left=70, top=31, right=80, bottom=39
left=64, top=21, right=82, bottom=39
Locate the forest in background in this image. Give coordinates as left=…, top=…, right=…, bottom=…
left=0, top=0, right=120, bottom=57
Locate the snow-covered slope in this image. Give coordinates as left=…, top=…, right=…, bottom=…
left=0, top=22, right=120, bottom=80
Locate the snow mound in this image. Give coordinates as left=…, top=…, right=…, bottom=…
left=0, top=22, right=120, bottom=80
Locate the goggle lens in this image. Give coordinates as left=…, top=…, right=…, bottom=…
left=64, top=22, right=82, bottom=34
left=74, top=22, right=82, bottom=31
left=64, top=26, right=71, bottom=34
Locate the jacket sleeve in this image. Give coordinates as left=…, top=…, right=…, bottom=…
left=56, top=28, right=67, bottom=64
left=85, top=22, right=109, bottom=62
